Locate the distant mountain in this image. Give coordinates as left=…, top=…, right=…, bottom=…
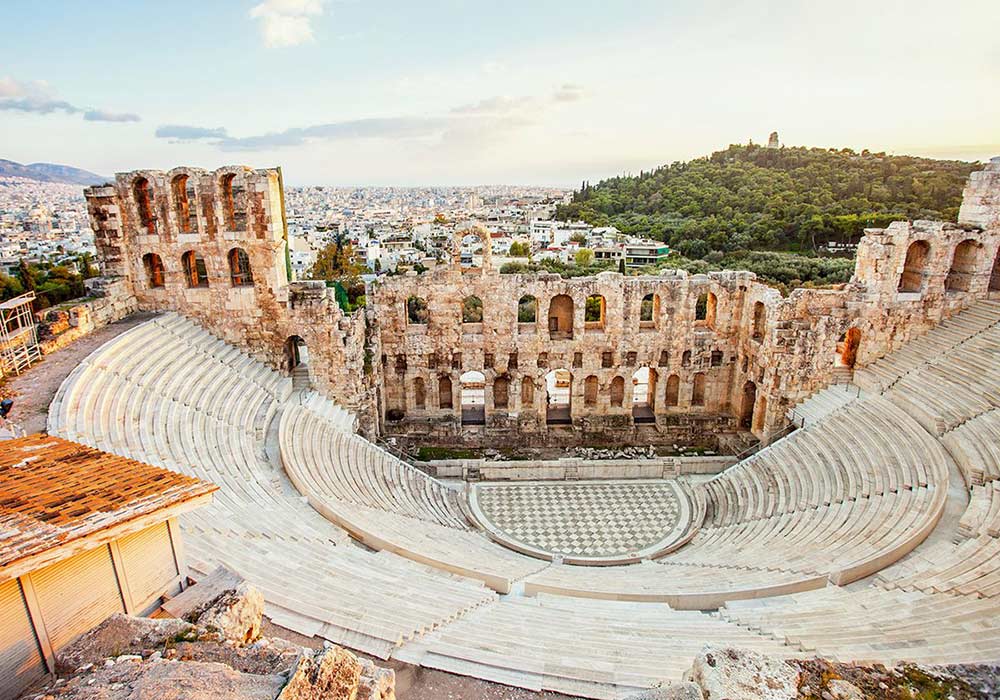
left=0, top=159, right=108, bottom=186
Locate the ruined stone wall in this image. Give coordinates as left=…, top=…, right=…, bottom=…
left=84, top=167, right=376, bottom=427
left=372, top=160, right=1000, bottom=446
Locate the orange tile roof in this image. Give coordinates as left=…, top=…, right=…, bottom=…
left=0, top=434, right=217, bottom=570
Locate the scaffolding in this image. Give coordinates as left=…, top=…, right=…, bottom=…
left=0, top=292, right=41, bottom=377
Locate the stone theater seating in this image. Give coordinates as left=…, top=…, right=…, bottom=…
left=48, top=299, right=1000, bottom=697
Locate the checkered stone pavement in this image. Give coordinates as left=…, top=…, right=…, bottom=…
left=475, top=480, right=682, bottom=558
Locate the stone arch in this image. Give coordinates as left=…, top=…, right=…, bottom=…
left=132, top=176, right=155, bottom=235
left=584, top=375, right=599, bottom=406
left=406, top=296, right=429, bottom=324
left=695, top=291, right=717, bottom=326
left=518, top=295, right=537, bottom=323
left=461, top=295, right=483, bottom=323
left=837, top=327, right=862, bottom=369
left=181, top=250, right=209, bottom=288
left=219, top=172, right=247, bottom=232
left=142, top=253, right=165, bottom=288
left=413, top=377, right=426, bottom=409
left=460, top=370, right=486, bottom=425
left=665, top=374, right=680, bottom=407
left=454, top=225, right=492, bottom=270
left=228, top=247, right=253, bottom=287
left=610, top=376, right=625, bottom=407
left=548, top=294, right=574, bottom=339
left=898, top=240, right=931, bottom=292
left=632, top=367, right=657, bottom=423
left=438, top=375, right=453, bottom=409
left=544, top=368, right=572, bottom=424
left=494, top=375, right=510, bottom=409
left=170, top=173, right=197, bottom=234
left=752, top=301, right=766, bottom=340
left=639, top=293, right=659, bottom=328
left=681, top=350, right=691, bottom=367
left=284, top=335, right=307, bottom=373
left=946, top=239, right=982, bottom=292
left=740, top=380, right=757, bottom=429
left=691, top=372, right=706, bottom=406
left=584, top=294, right=606, bottom=329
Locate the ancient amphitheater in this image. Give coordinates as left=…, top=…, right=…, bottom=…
left=27, top=159, right=1000, bottom=696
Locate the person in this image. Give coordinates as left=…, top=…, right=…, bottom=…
left=0, top=398, right=12, bottom=419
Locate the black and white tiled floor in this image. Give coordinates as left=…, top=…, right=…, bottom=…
left=475, top=480, right=682, bottom=558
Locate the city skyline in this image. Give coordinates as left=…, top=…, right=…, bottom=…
left=2, top=0, right=999, bottom=186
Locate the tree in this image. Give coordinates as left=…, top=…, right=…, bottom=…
left=574, top=248, right=594, bottom=267
left=0, top=272, right=24, bottom=302
left=17, top=259, right=37, bottom=293
left=569, top=232, right=588, bottom=245
left=308, top=234, right=367, bottom=310
left=618, top=258, right=626, bottom=274
left=509, top=241, right=530, bottom=257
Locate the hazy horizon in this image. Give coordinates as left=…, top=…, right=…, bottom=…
left=3, top=0, right=998, bottom=187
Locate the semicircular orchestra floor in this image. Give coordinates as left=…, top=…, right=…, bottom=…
left=470, top=479, right=692, bottom=564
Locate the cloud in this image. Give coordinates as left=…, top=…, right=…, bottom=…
left=552, top=83, right=585, bottom=102
left=155, top=124, right=230, bottom=140
left=156, top=85, right=582, bottom=153
left=250, top=0, right=326, bottom=48
left=84, top=109, right=141, bottom=123
left=0, top=76, right=140, bottom=122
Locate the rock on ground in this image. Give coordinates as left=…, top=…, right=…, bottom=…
left=689, top=646, right=799, bottom=700
left=194, top=580, right=265, bottom=645
left=624, top=682, right=704, bottom=699
left=56, top=614, right=195, bottom=675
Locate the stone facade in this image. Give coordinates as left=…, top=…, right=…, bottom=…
left=84, top=161, right=1000, bottom=447
left=84, top=167, right=377, bottom=429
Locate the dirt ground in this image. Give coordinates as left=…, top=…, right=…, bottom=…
left=0, top=313, right=155, bottom=435
left=261, top=620, right=582, bottom=700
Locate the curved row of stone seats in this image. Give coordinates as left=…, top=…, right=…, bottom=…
left=853, top=299, right=1000, bottom=394
left=393, top=593, right=800, bottom=699
left=959, top=481, right=1000, bottom=538
left=281, top=397, right=466, bottom=526
left=943, top=409, right=1000, bottom=486
left=720, top=585, right=1000, bottom=666
left=297, top=390, right=356, bottom=433
left=279, top=398, right=548, bottom=592
left=699, top=395, right=949, bottom=528
left=47, top=313, right=502, bottom=658
left=522, top=560, right=828, bottom=609
left=786, top=384, right=860, bottom=427
left=882, top=324, right=1000, bottom=435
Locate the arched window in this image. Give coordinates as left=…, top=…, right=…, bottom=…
left=521, top=378, right=535, bottom=408
left=462, top=295, right=483, bottom=323
left=639, top=293, right=658, bottom=328
left=414, top=377, right=426, bottom=409
left=406, top=296, right=429, bottom=324
left=898, top=240, right=931, bottom=293
left=632, top=367, right=656, bottom=422
left=610, top=376, right=625, bottom=407
left=691, top=372, right=706, bottom=406
left=171, top=174, right=195, bottom=233
left=584, top=375, right=599, bottom=406
left=752, top=301, right=766, bottom=340
left=681, top=350, right=691, bottom=367
left=946, top=239, right=981, bottom=293
left=740, top=381, right=757, bottom=429
left=181, top=250, right=209, bottom=288
left=494, top=376, right=510, bottom=409
left=133, top=176, right=155, bottom=235
left=220, top=173, right=246, bottom=231
left=584, top=294, right=606, bottom=328
left=460, top=370, right=486, bottom=424
left=142, top=253, right=164, bottom=288
left=544, top=369, right=572, bottom=424
left=438, top=376, right=453, bottom=409
left=695, top=293, right=708, bottom=321
left=229, top=248, right=253, bottom=287
left=665, top=374, right=680, bottom=407
left=548, top=294, right=574, bottom=339
left=518, top=295, right=537, bottom=323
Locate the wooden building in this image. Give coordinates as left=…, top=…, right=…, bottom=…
left=0, top=435, right=216, bottom=698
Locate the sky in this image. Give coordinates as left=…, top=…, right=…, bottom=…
left=1, top=0, right=999, bottom=186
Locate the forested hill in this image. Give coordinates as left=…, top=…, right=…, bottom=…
left=556, top=144, right=979, bottom=258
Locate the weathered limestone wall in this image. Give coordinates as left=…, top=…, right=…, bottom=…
left=35, top=278, right=138, bottom=354
left=84, top=167, right=377, bottom=427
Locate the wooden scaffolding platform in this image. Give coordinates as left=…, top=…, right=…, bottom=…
left=0, top=292, right=41, bottom=377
